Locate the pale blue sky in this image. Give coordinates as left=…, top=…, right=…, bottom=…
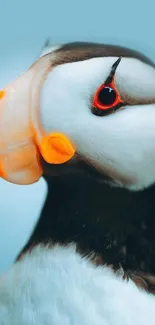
left=0, top=0, right=154, bottom=272
left=0, top=0, right=155, bottom=64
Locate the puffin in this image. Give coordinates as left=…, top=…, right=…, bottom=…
left=1, top=41, right=155, bottom=324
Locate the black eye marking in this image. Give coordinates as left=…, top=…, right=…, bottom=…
left=105, top=57, right=122, bottom=85
left=92, top=57, right=124, bottom=116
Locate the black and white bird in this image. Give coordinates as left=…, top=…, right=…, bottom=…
left=1, top=41, right=155, bottom=324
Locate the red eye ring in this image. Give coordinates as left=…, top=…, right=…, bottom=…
left=93, top=80, right=123, bottom=112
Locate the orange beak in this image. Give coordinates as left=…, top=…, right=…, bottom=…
left=0, top=55, right=75, bottom=185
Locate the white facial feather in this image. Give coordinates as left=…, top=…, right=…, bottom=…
left=0, top=245, right=155, bottom=325
left=40, top=57, right=155, bottom=190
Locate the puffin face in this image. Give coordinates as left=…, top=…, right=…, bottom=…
left=39, top=42, right=155, bottom=191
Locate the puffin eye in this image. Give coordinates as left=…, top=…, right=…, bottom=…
left=92, top=57, right=124, bottom=116
left=98, top=86, right=117, bottom=106
left=92, top=82, right=123, bottom=116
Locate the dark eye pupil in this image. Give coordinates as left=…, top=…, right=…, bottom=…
left=98, top=86, right=116, bottom=106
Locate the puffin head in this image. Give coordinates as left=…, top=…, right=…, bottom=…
left=39, top=42, right=155, bottom=191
